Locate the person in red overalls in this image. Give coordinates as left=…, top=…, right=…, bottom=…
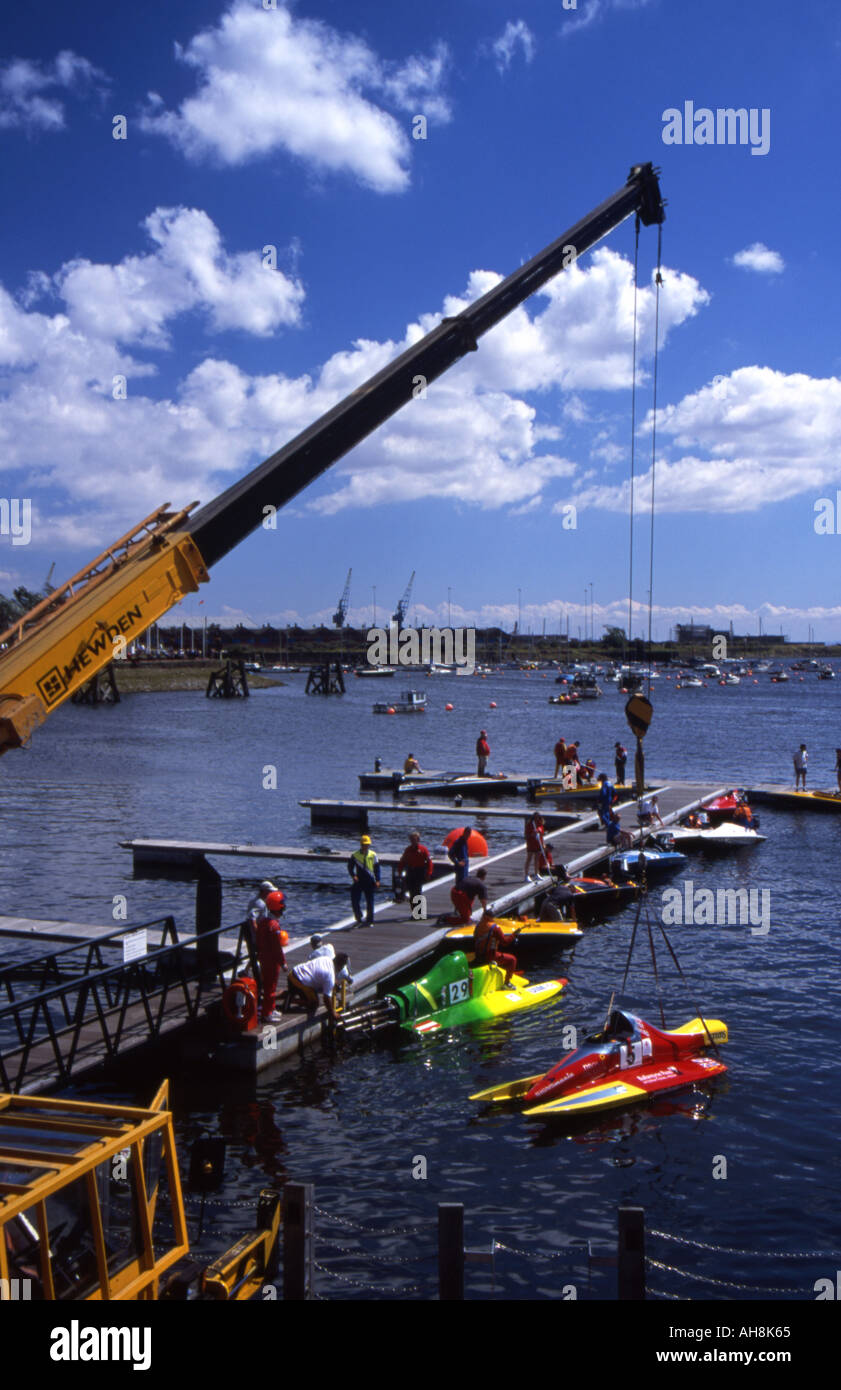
left=524, top=811, right=552, bottom=879
left=553, top=737, right=568, bottom=778
left=476, top=730, right=490, bottom=776
left=472, top=910, right=519, bottom=986
left=256, top=889, right=288, bottom=1024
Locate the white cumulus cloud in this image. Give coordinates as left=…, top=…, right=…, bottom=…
left=140, top=1, right=450, bottom=192
left=731, top=242, right=785, bottom=274
left=575, top=367, right=841, bottom=513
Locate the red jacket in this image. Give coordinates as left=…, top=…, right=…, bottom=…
left=256, top=917, right=287, bottom=966
left=398, top=842, right=433, bottom=875
left=476, top=737, right=490, bottom=757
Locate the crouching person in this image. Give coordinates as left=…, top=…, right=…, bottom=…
left=284, top=951, right=351, bottom=1021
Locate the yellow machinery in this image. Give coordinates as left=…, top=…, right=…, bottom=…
left=0, top=1082, right=279, bottom=1301
left=0, top=164, right=664, bottom=757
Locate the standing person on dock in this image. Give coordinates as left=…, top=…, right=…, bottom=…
left=284, top=952, right=350, bottom=1020
left=246, top=879, right=279, bottom=945
left=793, top=743, right=808, bottom=790
left=597, top=773, right=617, bottom=827
left=256, top=891, right=288, bottom=1024
left=448, top=868, right=488, bottom=923
left=476, top=729, right=490, bottom=776
left=472, top=910, right=519, bottom=986
left=615, top=742, right=628, bottom=785
left=447, top=826, right=472, bottom=884
left=348, top=835, right=381, bottom=927
left=404, top=752, right=423, bottom=774
left=397, top=829, right=433, bottom=904
left=553, top=737, right=568, bottom=779
left=524, top=811, right=548, bottom=879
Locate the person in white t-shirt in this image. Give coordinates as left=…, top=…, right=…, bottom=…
left=637, top=795, right=664, bottom=829
left=308, top=935, right=353, bottom=982
left=793, top=744, right=808, bottom=790
left=285, top=952, right=350, bottom=1020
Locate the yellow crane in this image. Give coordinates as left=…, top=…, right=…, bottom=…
left=0, top=164, right=664, bottom=757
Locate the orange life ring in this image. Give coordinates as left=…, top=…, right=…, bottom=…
left=222, top=976, right=259, bottom=1031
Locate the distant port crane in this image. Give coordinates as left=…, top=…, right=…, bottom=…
left=392, top=571, right=416, bottom=631
left=333, top=568, right=352, bottom=628
left=0, top=163, right=665, bottom=755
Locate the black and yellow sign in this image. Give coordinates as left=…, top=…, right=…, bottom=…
left=625, top=693, right=653, bottom=739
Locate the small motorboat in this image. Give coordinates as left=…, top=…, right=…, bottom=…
left=610, top=846, right=687, bottom=880
left=703, top=790, right=760, bottom=828
left=678, top=674, right=704, bottom=688
left=334, top=950, right=566, bottom=1038
left=572, top=674, right=603, bottom=699
left=656, top=822, right=766, bottom=850
left=372, top=689, right=427, bottom=714
left=547, top=692, right=581, bottom=705
left=536, top=876, right=639, bottom=923
left=445, top=915, right=582, bottom=951
left=819, top=666, right=835, bottom=680
left=470, top=1009, right=727, bottom=1117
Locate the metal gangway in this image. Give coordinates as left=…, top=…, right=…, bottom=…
left=0, top=916, right=256, bottom=1094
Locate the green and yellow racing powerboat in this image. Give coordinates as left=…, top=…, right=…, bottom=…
left=334, top=951, right=566, bottom=1039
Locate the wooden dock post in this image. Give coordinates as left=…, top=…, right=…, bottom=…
left=283, top=1182, right=314, bottom=1300
left=195, top=858, right=222, bottom=972
left=617, top=1204, right=645, bottom=1299
left=438, top=1202, right=465, bottom=1300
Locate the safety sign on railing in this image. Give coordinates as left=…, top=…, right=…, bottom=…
left=123, top=929, right=148, bottom=963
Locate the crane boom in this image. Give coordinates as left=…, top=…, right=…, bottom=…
left=393, top=571, right=415, bottom=629
left=333, top=568, right=352, bottom=628
left=0, top=163, right=664, bottom=754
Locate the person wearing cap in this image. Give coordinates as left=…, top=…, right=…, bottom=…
left=614, top=742, right=628, bottom=786
left=397, top=829, right=433, bottom=905
left=284, top=952, right=351, bottom=1021
left=246, top=879, right=280, bottom=948
left=348, top=835, right=380, bottom=927
left=472, top=910, right=519, bottom=986
left=308, top=936, right=354, bottom=983
left=256, top=890, right=288, bottom=1024
left=476, top=730, right=490, bottom=776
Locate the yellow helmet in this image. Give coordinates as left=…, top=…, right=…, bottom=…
left=360, top=835, right=372, bottom=846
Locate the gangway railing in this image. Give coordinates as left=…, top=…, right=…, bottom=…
left=0, top=917, right=257, bottom=1094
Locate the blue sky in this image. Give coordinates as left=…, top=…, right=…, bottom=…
left=2, top=0, right=841, bottom=641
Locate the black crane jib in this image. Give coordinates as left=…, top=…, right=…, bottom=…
left=186, top=163, right=665, bottom=570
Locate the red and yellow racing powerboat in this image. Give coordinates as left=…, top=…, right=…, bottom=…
left=470, top=1009, right=727, bottom=1117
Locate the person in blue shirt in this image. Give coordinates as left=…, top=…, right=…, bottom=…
left=447, top=826, right=472, bottom=885
left=348, top=835, right=381, bottom=927
left=597, top=772, right=617, bottom=827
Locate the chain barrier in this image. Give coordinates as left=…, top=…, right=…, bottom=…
left=317, top=1236, right=436, bottom=1267
left=313, top=1204, right=422, bottom=1237
left=646, top=1284, right=685, bottom=1300
left=650, top=1228, right=841, bottom=1260
left=313, top=1260, right=424, bottom=1295
left=645, top=1256, right=805, bottom=1296
left=493, top=1239, right=585, bottom=1265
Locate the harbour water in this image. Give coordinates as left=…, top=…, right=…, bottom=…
left=1, top=669, right=839, bottom=1299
